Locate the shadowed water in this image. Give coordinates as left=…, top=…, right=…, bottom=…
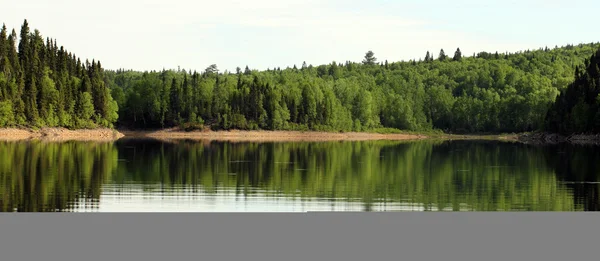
left=1, top=139, right=599, bottom=212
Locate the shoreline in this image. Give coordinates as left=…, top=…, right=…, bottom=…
left=1, top=127, right=599, bottom=144
left=0, top=128, right=124, bottom=141
left=517, top=132, right=600, bottom=145
left=1, top=127, right=429, bottom=142
left=119, top=129, right=429, bottom=142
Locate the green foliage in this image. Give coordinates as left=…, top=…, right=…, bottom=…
left=230, top=113, right=247, bottom=129
left=75, top=92, right=95, bottom=128
left=0, top=20, right=118, bottom=129
left=438, top=49, right=447, bottom=61
left=453, top=48, right=462, bottom=61
left=3, top=20, right=592, bottom=133
left=0, top=100, right=14, bottom=127
left=103, top=43, right=596, bottom=133
left=545, top=48, right=600, bottom=134
left=363, top=50, right=377, bottom=65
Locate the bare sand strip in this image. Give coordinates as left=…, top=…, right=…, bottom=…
left=120, top=129, right=428, bottom=142
left=0, top=128, right=124, bottom=141
left=1, top=128, right=529, bottom=143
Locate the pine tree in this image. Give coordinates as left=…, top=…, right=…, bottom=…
left=453, top=48, right=462, bottom=61
left=0, top=24, right=7, bottom=101
left=363, top=51, right=377, bottom=65
left=205, top=64, right=218, bottom=74
left=24, top=73, right=39, bottom=124
left=438, top=49, right=446, bottom=61
left=169, top=77, right=180, bottom=124
left=0, top=24, right=7, bottom=65
left=18, top=20, right=30, bottom=70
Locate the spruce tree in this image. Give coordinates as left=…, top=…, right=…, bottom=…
left=453, top=48, right=462, bottom=61
left=0, top=24, right=7, bottom=65
left=438, top=49, right=446, bottom=61
left=362, top=51, right=377, bottom=65
left=18, top=20, right=30, bottom=70
left=0, top=24, right=7, bottom=101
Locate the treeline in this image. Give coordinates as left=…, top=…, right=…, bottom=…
left=545, top=48, right=600, bottom=134
left=0, top=20, right=118, bottom=128
left=2, top=20, right=599, bottom=134
left=107, top=44, right=598, bottom=133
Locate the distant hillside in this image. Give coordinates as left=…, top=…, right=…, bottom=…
left=2, top=20, right=599, bottom=133
left=105, top=43, right=599, bottom=133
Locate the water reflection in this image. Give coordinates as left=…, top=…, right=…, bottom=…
left=1, top=139, right=599, bottom=212
left=0, top=141, right=117, bottom=212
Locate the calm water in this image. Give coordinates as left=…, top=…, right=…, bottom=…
left=1, top=139, right=599, bottom=212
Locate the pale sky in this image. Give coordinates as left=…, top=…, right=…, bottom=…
left=2, top=0, right=599, bottom=72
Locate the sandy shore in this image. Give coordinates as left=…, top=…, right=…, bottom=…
left=0, top=128, right=124, bottom=141
left=120, top=129, right=428, bottom=142
left=0, top=127, right=526, bottom=143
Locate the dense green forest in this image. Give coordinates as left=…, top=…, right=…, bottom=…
left=106, top=43, right=598, bottom=133
left=1, top=20, right=600, bottom=134
left=0, top=20, right=118, bottom=128
left=546, top=48, right=600, bottom=134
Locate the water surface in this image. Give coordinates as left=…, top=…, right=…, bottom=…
left=1, top=139, right=599, bottom=212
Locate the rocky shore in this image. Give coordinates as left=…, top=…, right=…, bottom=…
left=518, top=132, right=600, bottom=145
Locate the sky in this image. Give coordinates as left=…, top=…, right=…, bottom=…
left=2, top=0, right=599, bottom=72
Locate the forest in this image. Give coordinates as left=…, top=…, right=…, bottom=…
left=1, top=20, right=600, bottom=134
left=546, top=48, right=600, bottom=134
left=0, top=20, right=118, bottom=129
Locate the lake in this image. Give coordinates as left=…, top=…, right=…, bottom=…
left=1, top=139, right=599, bottom=212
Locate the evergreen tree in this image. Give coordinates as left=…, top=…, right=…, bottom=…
left=453, top=48, right=462, bottom=61
left=363, top=51, right=377, bottom=65
left=438, top=49, right=447, bottom=61
left=0, top=24, right=7, bottom=101
left=545, top=48, right=600, bottom=134
left=205, top=64, right=218, bottom=74
left=18, top=20, right=30, bottom=70
left=0, top=24, right=7, bottom=65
